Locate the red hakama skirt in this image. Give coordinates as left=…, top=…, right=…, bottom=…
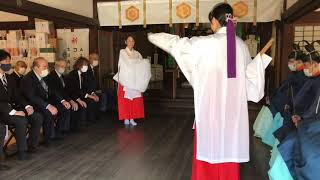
left=192, top=130, right=240, bottom=180
left=117, top=85, right=145, bottom=120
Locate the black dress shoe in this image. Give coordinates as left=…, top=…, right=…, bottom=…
left=18, top=151, right=30, bottom=161
left=0, top=164, right=11, bottom=171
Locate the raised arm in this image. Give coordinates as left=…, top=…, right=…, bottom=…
left=246, top=52, right=272, bottom=103
left=148, top=33, right=200, bottom=86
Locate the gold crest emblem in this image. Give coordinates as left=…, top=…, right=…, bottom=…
left=176, top=3, right=192, bottom=19
left=126, top=6, right=140, bottom=22
left=232, top=1, right=248, bottom=18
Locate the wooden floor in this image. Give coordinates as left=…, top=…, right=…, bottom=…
left=0, top=107, right=270, bottom=180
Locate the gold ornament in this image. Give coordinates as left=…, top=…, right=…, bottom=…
left=176, top=3, right=192, bottom=19
left=232, top=1, right=248, bottom=18
left=126, top=6, right=140, bottom=22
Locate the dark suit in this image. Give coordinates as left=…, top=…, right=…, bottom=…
left=9, top=71, right=22, bottom=88
left=66, top=70, right=98, bottom=123
left=0, top=123, right=5, bottom=157
left=47, top=70, right=73, bottom=132
left=83, top=66, right=109, bottom=112
left=0, top=73, right=43, bottom=153
left=20, top=71, right=62, bottom=142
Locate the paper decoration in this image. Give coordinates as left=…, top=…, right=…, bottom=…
left=98, top=0, right=282, bottom=27
left=57, top=29, right=89, bottom=71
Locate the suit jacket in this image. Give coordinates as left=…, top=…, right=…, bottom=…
left=0, top=73, right=28, bottom=115
left=47, top=70, right=71, bottom=103
left=9, top=71, right=23, bottom=88
left=65, top=70, right=89, bottom=101
left=82, top=65, right=98, bottom=93
left=20, top=71, right=62, bottom=110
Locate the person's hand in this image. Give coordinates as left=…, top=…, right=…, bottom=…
left=62, top=101, right=71, bottom=110
left=265, top=96, right=270, bottom=105
left=26, top=106, right=34, bottom=116
left=284, top=104, right=291, bottom=113
left=47, top=104, right=58, bottom=115
left=15, top=111, right=26, bottom=117
left=93, top=94, right=99, bottom=102
left=69, top=100, right=79, bottom=111
left=292, top=115, right=301, bottom=127
left=77, top=99, right=87, bottom=108
left=88, top=94, right=99, bottom=102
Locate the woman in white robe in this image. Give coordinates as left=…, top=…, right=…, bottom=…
left=114, top=36, right=151, bottom=126
left=148, top=3, right=271, bottom=180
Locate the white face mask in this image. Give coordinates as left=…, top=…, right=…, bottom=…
left=81, top=65, right=88, bottom=73
left=57, top=68, right=65, bottom=75
left=92, top=60, right=99, bottom=67
left=303, top=69, right=313, bottom=77
left=288, top=64, right=296, bottom=71
left=41, top=69, right=49, bottom=78
left=18, top=68, right=26, bottom=75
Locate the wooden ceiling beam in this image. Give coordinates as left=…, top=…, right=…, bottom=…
left=0, top=0, right=99, bottom=27
left=282, top=0, right=320, bottom=23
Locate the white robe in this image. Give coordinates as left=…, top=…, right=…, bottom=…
left=148, top=27, right=271, bottom=164
left=113, top=48, right=151, bottom=99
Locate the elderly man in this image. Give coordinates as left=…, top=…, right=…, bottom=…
left=21, top=57, right=67, bottom=145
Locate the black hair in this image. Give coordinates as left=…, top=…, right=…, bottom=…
left=0, top=49, right=11, bottom=61
left=73, top=57, right=89, bottom=70
left=288, top=50, right=304, bottom=60
left=208, top=3, right=233, bottom=27
left=303, top=52, right=320, bottom=63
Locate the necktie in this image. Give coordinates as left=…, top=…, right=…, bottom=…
left=2, top=74, right=7, bottom=91
left=40, top=79, right=48, bottom=98
left=60, top=75, right=65, bottom=87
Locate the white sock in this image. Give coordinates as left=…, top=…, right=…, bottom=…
left=124, top=119, right=130, bottom=125
left=130, top=119, right=137, bottom=126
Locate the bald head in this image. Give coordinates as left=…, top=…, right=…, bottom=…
left=33, top=57, right=49, bottom=77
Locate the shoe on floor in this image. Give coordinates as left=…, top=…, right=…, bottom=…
left=130, top=119, right=137, bottom=126
left=124, top=119, right=130, bottom=125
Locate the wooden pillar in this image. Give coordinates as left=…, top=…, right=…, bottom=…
left=279, top=23, right=294, bottom=83
left=90, top=0, right=99, bottom=54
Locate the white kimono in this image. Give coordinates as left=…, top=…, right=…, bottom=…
left=113, top=47, right=151, bottom=99
left=148, top=27, right=271, bottom=164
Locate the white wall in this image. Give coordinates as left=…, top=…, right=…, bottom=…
left=28, top=0, right=93, bottom=18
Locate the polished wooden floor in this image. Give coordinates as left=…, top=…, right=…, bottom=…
left=0, top=107, right=270, bottom=180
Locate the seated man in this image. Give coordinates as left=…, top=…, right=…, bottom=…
left=83, top=53, right=108, bottom=112
left=0, top=50, right=43, bottom=160
left=10, top=60, right=27, bottom=87
left=47, top=59, right=83, bottom=133
left=0, top=124, right=10, bottom=170
left=65, top=57, right=99, bottom=126
left=21, top=57, right=67, bottom=145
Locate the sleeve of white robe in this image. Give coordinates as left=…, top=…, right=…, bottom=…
left=246, top=53, right=272, bottom=103
left=148, top=33, right=201, bottom=87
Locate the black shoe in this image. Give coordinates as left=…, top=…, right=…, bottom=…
left=18, top=151, right=30, bottom=161
left=0, top=164, right=11, bottom=171
left=41, top=141, right=51, bottom=148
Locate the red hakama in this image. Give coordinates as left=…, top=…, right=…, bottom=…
left=117, top=84, right=145, bottom=120
left=192, top=130, right=240, bottom=180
